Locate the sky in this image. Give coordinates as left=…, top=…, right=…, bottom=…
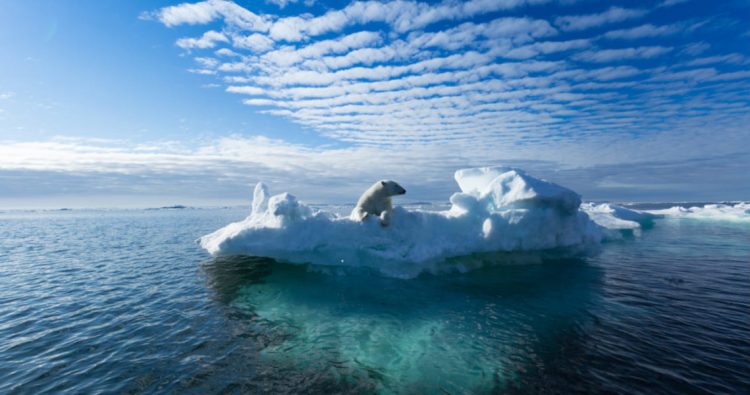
left=0, top=0, right=749, bottom=208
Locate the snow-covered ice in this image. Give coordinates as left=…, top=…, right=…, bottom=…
left=200, top=167, right=611, bottom=277
left=645, top=202, right=750, bottom=222
left=580, top=202, right=659, bottom=235
left=201, top=166, right=739, bottom=276
left=203, top=166, right=749, bottom=276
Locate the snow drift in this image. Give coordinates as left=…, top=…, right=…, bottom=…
left=200, top=167, right=613, bottom=277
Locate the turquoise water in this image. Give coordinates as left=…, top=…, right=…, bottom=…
left=0, top=207, right=748, bottom=393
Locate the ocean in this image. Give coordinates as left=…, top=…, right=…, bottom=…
left=0, top=206, right=748, bottom=394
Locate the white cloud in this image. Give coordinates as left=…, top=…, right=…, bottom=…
left=227, top=86, right=266, bottom=95
left=583, top=66, right=641, bottom=81
left=706, top=70, right=750, bottom=82
left=3, top=125, right=749, bottom=203
left=602, top=24, right=679, bottom=40
left=188, top=68, right=217, bottom=75
left=406, top=17, right=558, bottom=55
left=232, top=33, right=275, bottom=52
left=134, top=0, right=750, bottom=195
left=261, top=31, right=382, bottom=67
left=215, top=48, right=239, bottom=57
left=145, top=0, right=270, bottom=30
left=259, top=0, right=555, bottom=42
left=195, top=56, right=220, bottom=68
left=555, top=7, right=648, bottom=31
left=657, top=0, right=689, bottom=7
left=648, top=67, right=717, bottom=82
left=266, top=0, right=297, bottom=9
left=268, top=16, right=310, bottom=41
left=685, top=53, right=748, bottom=66
left=251, top=50, right=499, bottom=87
left=176, top=30, right=229, bottom=49
left=146, top=0, right=642, bottom=49
left=573, top=46, right=673, bottom=63
left=680, top=41, right=710, bottom=56
left=503, top=39, right=590, bottom=59
left=142, top=0, right=220, bottom=26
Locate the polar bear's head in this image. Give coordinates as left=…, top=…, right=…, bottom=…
left=378, top=180, right=406, bottom=196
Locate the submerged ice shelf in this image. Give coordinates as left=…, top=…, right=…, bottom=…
left=199, top=167, right=746, bottom=277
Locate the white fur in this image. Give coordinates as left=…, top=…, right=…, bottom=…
left=351, top=180, right=406, bottom=226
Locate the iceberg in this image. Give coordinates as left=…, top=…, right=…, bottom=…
left=200, top=167, right=604, bottom=277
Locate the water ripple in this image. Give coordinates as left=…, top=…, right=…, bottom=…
left=0, top=209, right=748, bottom=393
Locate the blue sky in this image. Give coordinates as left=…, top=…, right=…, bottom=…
left=1, top=0, right=749, bottom=208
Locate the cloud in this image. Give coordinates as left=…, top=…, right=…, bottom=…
left=503, top=39, right=590, bottom=59
left=578, top=65, right=641, bottom=80
left=657, top=0, right=689, bottom=7
left=266, top=0, right=301, bottom=9
left=231, top=33, right=275, bottom=52
left=194, top=56, right=220, bottom=68
left=261, top=31, right=383, bottom=67
left=187, top=68, right=217, bottom=75
left=176, top=30, right=229, bottom=49
left=215, top=48, right=240, bottom=57
left=149, top=0, right=554, bottom=43
left=227, top=85, right=266, bottom=95
left=555, top=7, right=648, bottom=31
left=680, top=41, right=710, bottom=56
left=573, top=46, right=673, bottom=63
left=264, top=0, right=555, bottom=41
left=684, top=53, right=749, bottom=66
left=602, top=23, right=679, bottom=39
left=144, top=0, right=270, bottom=30
left=115, top=1, right=750, bottom=203
left=647, top=67, right=717, bottom=82
left=3, top=127, right=749, bottom=205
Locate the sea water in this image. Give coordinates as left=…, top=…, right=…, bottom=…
left=0, top=206, right=748, bottom=393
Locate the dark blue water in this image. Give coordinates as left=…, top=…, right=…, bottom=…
left=0, top=208, right=748, bottom=394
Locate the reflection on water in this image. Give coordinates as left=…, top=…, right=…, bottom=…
left=202, top=255, right=603, bottom=393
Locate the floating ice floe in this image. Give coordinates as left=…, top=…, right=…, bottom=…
left=645, top=202, right=750, bottom=222
left=201, top=167, right=604, bottom=275
left=200, top=167, right=650, bottom=277
left=580, top=202, right=659, bottom=236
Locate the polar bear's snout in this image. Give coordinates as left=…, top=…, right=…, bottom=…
left=381, top=181, right=406, bottom=195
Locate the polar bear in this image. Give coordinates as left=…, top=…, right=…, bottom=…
left=351, top=180, right=406, bottom=226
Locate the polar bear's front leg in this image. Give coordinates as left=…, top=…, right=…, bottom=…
left=379, top=210, right=392, bottom=227
left=351, top=206, right=368, bottom=221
